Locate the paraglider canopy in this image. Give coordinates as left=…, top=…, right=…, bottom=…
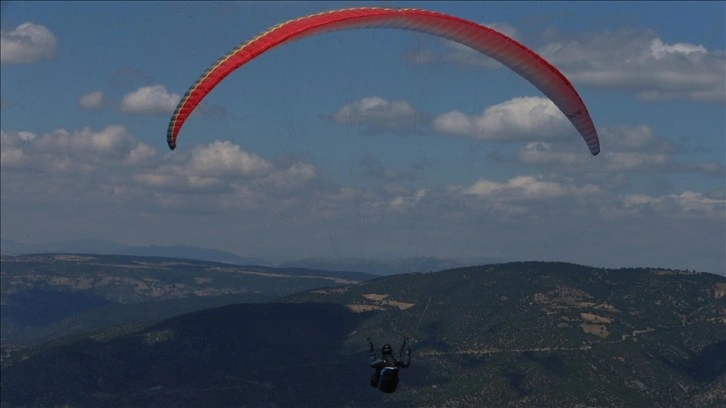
left=167, top=7, right=600, bottom=156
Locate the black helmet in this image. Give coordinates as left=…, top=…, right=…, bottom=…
left=381, top=344, right=393, bottom=355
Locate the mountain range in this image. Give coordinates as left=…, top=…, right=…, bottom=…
left=0, top=238, right=505, bottom=275
left=2, top=259, right=724, bottom=407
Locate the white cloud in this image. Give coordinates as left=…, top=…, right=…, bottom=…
left=599, top=126, right=677, bottom=172
left=1, top=130, right=35, bottom=168
left=79, top=91, right=105, bottom=110
left=260, top=162, right=317, bottom=191
left=2, top=130, right=37, bottom=144
left=0, top=146, right=26, bottom=167
left=120, top=85, right=180, bottom=115
left=127, top=143, right=157, bottom=165
left=600, top=125, right=678, bottom=153
left=1, top=127, right=318, bottom=216
left=605, top=191, right=725, bottom=220
left=518, top=142, right=588, bottom=166
left=330, top=97, right=421, bottom=134
left=187, top=141, right=272, bottom=178
left=605, top=152, right=670, bottom=172
left=649, top=38, right=707, bottom=60
left=333, top=97, right=413, bottom=122
left=433, top=97, right=575, bottom=141
left=463, top=175, right=601, bottom=202
left=1, top=22, right=57, bottom=64
left=538, top=29, right=725, bottom=104
left=0, top=131, right=34, bottom=168
left=134, top=140, right=318, bottom=197
left=516, top=124, right=722, bottom=176
left=389, top=189, right=426, bottom=213
left=34, top=125, right=133, bottom=156
left=0, top=125, right=157, bottom=173
left=133, top=173, right=173, bottom=188
left=405, top=25, right=725, bottom=104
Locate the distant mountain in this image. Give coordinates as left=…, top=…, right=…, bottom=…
left=0, top=239, right=498, bottom=275
left=278, top=256, right=508, bottom=275
left=0, top=239, right=268, bottom=266
left=120, top=244, right=269, bottom=265
left=3, top=262, right=724, bottom=408
left=1, top=238, right=127, bottom=255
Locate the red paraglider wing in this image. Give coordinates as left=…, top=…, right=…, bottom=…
left=167, top=7, right=600, bottom=155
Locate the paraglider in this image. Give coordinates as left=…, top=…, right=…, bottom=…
left=367, top=337, right=411, bottom=393
left=166, top=7, right=600, bottom=156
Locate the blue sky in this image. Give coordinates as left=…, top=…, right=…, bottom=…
left=1, top=1, right=724, bottom=274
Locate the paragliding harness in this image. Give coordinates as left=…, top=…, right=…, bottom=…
left=368, top=337, right=409, bottom=394
left=370, top=356, right=400, bottom=393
